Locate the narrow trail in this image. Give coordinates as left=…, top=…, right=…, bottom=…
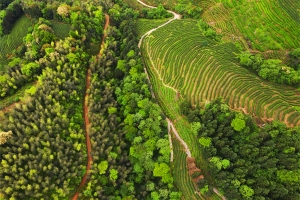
left=137, top=0, right=181, bottom=164
left=167, top=118, right=191, bottom=157
left=137, top=1, right=226, bottom=200
left=72, top=14, right=110, bottom=200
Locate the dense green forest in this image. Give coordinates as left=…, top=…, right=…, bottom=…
left=180, top=99, right=300, bottom=199
left=0, top=0, right=299, bottom=199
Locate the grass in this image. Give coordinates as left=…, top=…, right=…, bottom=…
left=51, top=21, right=71, bottom=39
left=0, top=15, right=34, bottom=61
left=141, top=19, right=300, bottom=127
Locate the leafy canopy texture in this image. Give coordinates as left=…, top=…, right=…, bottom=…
left=98, top=161, right=108, bottom=175
left=231, top=118, right=246, bottom=131
left=153, top=162, right=173, bottom=184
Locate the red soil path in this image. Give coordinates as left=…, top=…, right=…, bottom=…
left=72, top=14, right=110, bottom=200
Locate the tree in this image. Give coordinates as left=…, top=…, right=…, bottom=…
left=199, top=137, right=211, bottom=147
left=151, top=191, right=160, bottom=200
left=98, top=161, right=108, bottom=175
left=57, top=4, right=70, bottom=17
left=191, top=122, right=201, bottom=136
left=153, top=162, right=173, bottom=184
left=237, top=52, right=253, bottom=67
left=231, top=118, right=245, bottom=131
left=289, top=48, right=300, bottom=70
left=221, top=159, right=230, bottom=169
left=109, top=169, right=118, bottom=182
left=0, top=130, right=12, bottom=145
left=239, top=185, right=254, bottom=198
left=21, top=62, right=40, bottom=76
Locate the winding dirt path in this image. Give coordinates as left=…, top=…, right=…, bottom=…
left=137, top=0, right=181, bottom=48
left=167, top=118, right=191, bottom=157
left=137, top=0, right=181, bottom=164
left=72, top=14, right=110, bottom=200
left=137, top=1, right=226, bottom=199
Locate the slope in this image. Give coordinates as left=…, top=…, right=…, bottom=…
left=141, top=19, right=300, bottom=127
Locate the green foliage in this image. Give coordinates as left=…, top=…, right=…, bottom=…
left=0, top=15, right=34, bottom=60
left=198, top=137, right=211, bottom=147
left=191, top=122, right=201, bottom=136
left=142, top=4, right=172, bottom=19
left=142, top=18, right=300, bottom=125
left=197, top=19, right=218, bottom=40
left=66, top=53, right=78, bottom=64
left=174, top=1, right=202, bottom=18
left=231, top=118, right=246, bottom=131
left=117, top=59, right=126, bottom=72
left=21, top=62, right=40, bottom=76
left=25, top=85, right=37, bottom=96
left=193, top=99, right=300, bottom=199
left=108, top=107, right=117, bottom=114
left=151, top=191, right=160, bottom=200
left=276, top=170, right=300, bottom=183
left=126, top=50, right=135, bottom=58
left=109, top=169, right=118, bottom=182
left=289, top=48, right=300, bottom=70
left=238, top=51, right=300, bottom=85
left=200, top=184, right=209, bottom=195
left=153, top=162, right=173, bottom=184
left=239, top=185, right=254, bottom=198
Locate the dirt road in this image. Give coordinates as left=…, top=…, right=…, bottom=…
left=72, top=14, right=110, bottom=200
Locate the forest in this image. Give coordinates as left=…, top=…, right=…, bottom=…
left=0, top=0, right=180, bottom=199
left=1, top=0, right=300, bottom=199
left=180, top=99, right=300, bottom=199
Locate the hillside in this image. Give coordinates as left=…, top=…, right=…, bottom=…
left=137, top=0, right=300, bottom=199
left=142, top=0, right=300, bottom=59
left=0, top=0, right=299, bottom=199
left=142, top=19, right=300, bottom=126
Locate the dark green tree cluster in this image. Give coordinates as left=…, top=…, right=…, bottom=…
left=182, top=98, right=300, bottom=199
left=75, top=5, right=181, bottom=198
left=0, top=34, right=90, bottom=200
left=0, top=0, right=14, bottom=10
left=0, top=18, right=57, bottom=98
left=174, top=0, right=202, bottom=18
left=0, top=1, right=107, bottom=198
left=21, top=0, right=105, bottom=44
left=141, top=4, right=172, bottom=19
left=288, top=48, right=300, bottom=70
left=114, top=13, right=181, bottom=199
left=0, top=0, right=106, bottom=99
left=0, top=0, right=23, bottom=36
left=197, top=19, right=220, bottom=41
left=79, top=30, right=133, bottom=198
left=238, top=51, right=300, bottom=86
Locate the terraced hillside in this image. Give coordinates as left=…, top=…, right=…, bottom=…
left=171, top=132, right=203, bottom=200
left=136, top=18, right=169, bottom=38
left=141, top=19, right=300, bottom=127
left=202, top=0, right=300, bottom=52
left=0, top=15, right=34, bottom=61
left=140, top=0, right=300, bottom=59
